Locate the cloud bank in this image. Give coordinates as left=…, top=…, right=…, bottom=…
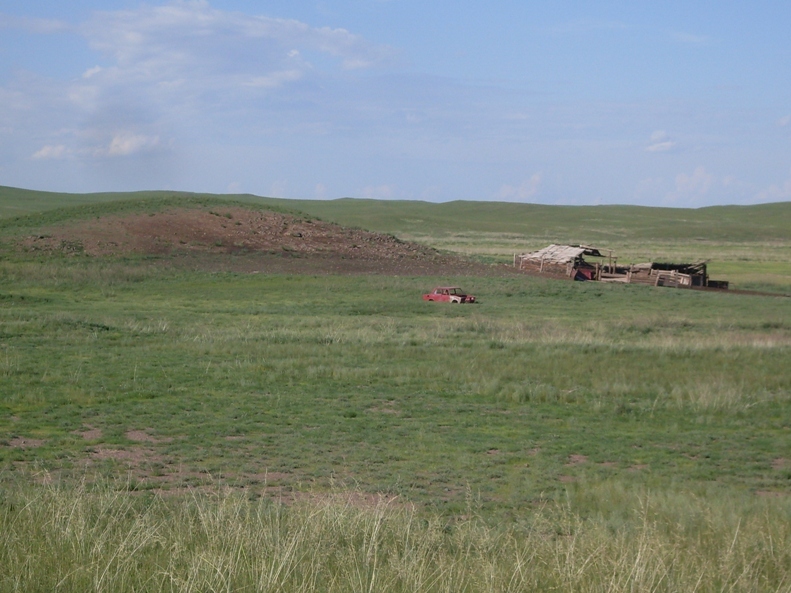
left=0, top=1, right=789, bottom=205
left=645, top=130, right=675, bottom=153
left=5, top=0, right=393, bottom=173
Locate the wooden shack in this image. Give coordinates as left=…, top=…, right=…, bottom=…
left=515, top=244, right=607, bottom=280
left=612, top=261, right=708, bottom=288
left=515, top=244, right=728, bottom=289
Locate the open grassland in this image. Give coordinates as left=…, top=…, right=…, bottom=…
left=2, top=263, right=791, bottom=502
left=3, top=185, right=790, bottom=291
left=1, top=193, right=791, bottom=590
left=2, top=290, right=791, bottom=593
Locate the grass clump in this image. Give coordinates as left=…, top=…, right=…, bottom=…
left=2, top=481, right=790, bottom=592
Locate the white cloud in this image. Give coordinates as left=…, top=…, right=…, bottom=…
left=0, top=2, right=781, bottom=205
left=32, top=145, right=68, bottom=160
left=66, top=83, right=100, bottom=110
left=106, top=133, right=160, bottom=156
left=645, top=130, right=675, bottom=152
left=314, top=183, right=327, bottom=199
left=82, top=66, right=103, bottom=79
left=779, top=115, right=791, bottom=127
left=65, top=1, right=392, bottom=142
left=1, top=1, right=394, bottom=175
left=81, top=1, right=391, bottom=86
left=664, top=166, right=713, bottom=205
left=498, top=173, right=542, bottom=201
left=646, top=141, right=674, bottom=153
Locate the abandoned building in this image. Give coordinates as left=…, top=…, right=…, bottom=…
left=515, top=244, right=729, bottom=289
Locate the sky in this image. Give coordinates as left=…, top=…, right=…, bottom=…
left=0, top=1, right=789, bottom=206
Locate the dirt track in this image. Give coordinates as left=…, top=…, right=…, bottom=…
left=19, top=206, right=518, bottom=276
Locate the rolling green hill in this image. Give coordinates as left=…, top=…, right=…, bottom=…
left=0, top=186, right=277, bottom=222
left=3, top=185, right=791, bottom=243
left=2, top=185, right=791, bottom=291
left=260, top=197, right=791, bottom=244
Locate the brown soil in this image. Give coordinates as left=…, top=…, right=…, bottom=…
left=74, top=426, right=102, bottom=440
left=19, top=206, right=518, bottom=276
left=8, top=437, right=45, bottom=448
left=90, top=446, right=159, bottom=464
left=125, top=429, right=172, bottom=444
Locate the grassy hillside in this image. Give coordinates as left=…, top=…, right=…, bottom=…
left=0, top=186, right=285, bottom=223
left=4, top=185, right=791, bottom=243
left=2, top=185, right=790, bottom=291
left=263, top=197, right=791, bottom=243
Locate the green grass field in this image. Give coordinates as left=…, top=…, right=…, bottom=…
left=4, top=184, right=790, bottom=290
left=1, top=188, right=791, bottom=591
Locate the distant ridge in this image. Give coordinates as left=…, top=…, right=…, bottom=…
left=2, top=185, right=790, bottom=244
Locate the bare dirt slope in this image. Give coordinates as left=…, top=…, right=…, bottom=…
left=19, top=206, right=514, bottom=276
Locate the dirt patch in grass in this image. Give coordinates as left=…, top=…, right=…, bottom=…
left=90, top=446, right=160, bottom=464
left=125, top=429, right=172, bottom=444
left=74, top=426, right=102, bottom=440
left=8, top=437, right=45, bottom=448
left=566, top=454, right=588, bottom=466
left=368, top=402, right=400, bottom=415
left=18, top=207, right=519, bottom=276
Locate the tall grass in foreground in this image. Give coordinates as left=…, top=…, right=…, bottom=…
left=2, top=483, right=790, bottom=592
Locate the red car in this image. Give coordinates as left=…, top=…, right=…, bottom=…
left=422, top=286, right=476, bottom=303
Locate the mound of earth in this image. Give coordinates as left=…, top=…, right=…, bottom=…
left=19, top=206, right=512, bottom=276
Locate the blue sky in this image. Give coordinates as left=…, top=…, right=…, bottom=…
left=1, top=1, right=789, bottom=206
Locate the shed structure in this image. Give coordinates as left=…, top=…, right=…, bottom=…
left=515, top=244, right=728, bottom=289
left=515, top=244, right=607, bottom=280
